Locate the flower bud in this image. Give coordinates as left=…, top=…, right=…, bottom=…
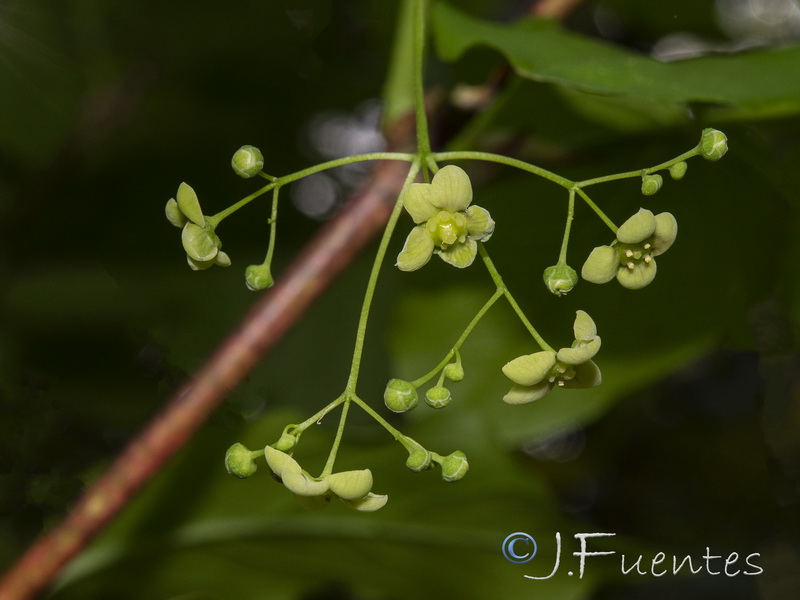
left=425, top=386, right=451, bottom=409
left=641, top=174, right=663, bottom=196
left=543, top=264, right=578, bottom=296
left=224, top=442, right=257, bottom=478
left=384, top=378, right=418, bottom=413
left=440, top=451, right=469, bottom=482
left=405, top=449, right=432, bottom=472
left=231, top=145, right=264, bottom=178
left=443, top=362, right=464, bottom=382
left=699, top=128, right=728, bottom=161
left=669, top=161, right=687, bottom=180
left=274, top=426, right=300, bottom=452
left=245, top=263, right=274, bottom=291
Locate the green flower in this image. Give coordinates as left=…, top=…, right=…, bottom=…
left=165, top=183, right=231, bottom=270
left=264, top=447, right=388, bottom=512
left=581, top=208, right=677, bottom=290
left=502, top=310, right=602, bottom=405
left=396, top=166, right=494, bottom=271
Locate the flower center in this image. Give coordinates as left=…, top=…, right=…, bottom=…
left=617, top=241, right=653, bottom=271
left=548, top=362, right=576, bottom=387
left=427, top=211, right=468, bottom=248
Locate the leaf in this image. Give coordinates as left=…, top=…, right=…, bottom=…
left=432, top=2, right=800, bottom=110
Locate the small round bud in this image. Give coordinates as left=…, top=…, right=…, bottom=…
left=274, top=426, right=300, bottom=452
left=424, top=386, right=451, bottom=409
left=440, top=451, right=469, bottom=482
left=699, top=128, right=728, bottom=161
left=384, top=379, right=418, bottom=413
left=443, top=362, right=464, bottom=382
left=641, top=174, right=663, bottom=196
left=405, top=449, right=432, bottom=472
left=245, top=263, right=274, bottom=291
left=669, top=161, right=687, bottom=180
left=224, top=443, right=257, bottom=478
left=232, top=145, right=264, bottom=178
left=543, top=264, right=578, bottom=296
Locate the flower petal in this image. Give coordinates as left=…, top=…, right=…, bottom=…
left=617, top=208, right=656, bottom=244
left=186, top=255, right=213, bottom=271
left=402, top=183, right=438, bottom=224
left=214, top=251, right=231, bottom=267
left=396, top=227, right=435, bottom=271
left=650, top=212, right=677, bottom=256
left=182, top=223, right=219, bottom=262
left=430, top=165, right=472, bottom=211
left=437, top=238, right=477, bottom=268
left=264, top=446, right=302, bottom=476
left=344, top=492, right=388, bottom=512
left=281, top=470, right=330, bottom=497
left=573, top=310, right=597, bottom=342
left=503, top=382, right=553, bottom=404
left=557, top=337, right=601, bottom=365
left=616, top=260, right=657, bottom=289
left=465, top=205, right=495, bottom=241
left=176, top=182, right=205, bottom=226
left=564, top=360, right=602, bottom=389
left=502, top=351, right=557, bottom=386
left=326, top=469, right=373, bottom=500
left=582, top=246, right=618, bottom=284
left=165, top=198, right=188, bottom=228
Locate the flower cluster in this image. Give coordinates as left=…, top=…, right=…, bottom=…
left=396, top=166, right=494, bottom=271
left=502, top=310, right=602, bottom=404
left=581, top=209, right=677, bottom=290
left=165, top=183, right=230, bottom=270
left=264, top=446, right=387, bottom=512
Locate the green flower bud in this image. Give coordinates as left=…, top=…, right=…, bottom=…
left=406, top=449, right=432, bottom=472
left=274, top=425, right=300, bottom=452
left=641, top=174, right=663, bottom=196
left=443, top=362, right=464, bottom=382
left=384, top=378, right=418, bottom=413
left=425, top=386, right=451, bottom=409
left=231, top=145, right=264, bottom=178
left=224, top=442, right=257, bottom=479
left=699, top=128, right=728, bottom=161
left=245, top=263, right=274, bottom=291
left=440, top=451, right=469, bottom=482
left=543, top=264, right=578, bottom=296
left=165, top=198, right=187, bottom=228
left=669, top=161, right=687, bottom=180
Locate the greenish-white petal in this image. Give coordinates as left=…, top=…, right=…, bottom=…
left=176, top=182, right=205, bottom=226
left=465, top=205, right=495, bottom=241
left=650, top=212, right=678, bottom=256
left=165, top=198, right=188, bottom=228
left=564, top=360, right=602, bottom=389
left=573, top=310, right=597, bottom=341
left=582, top=246, right=618, bottom=284
left=503, top=382, right=553, bottom=404
left=345, top=492, right=388, bottom=512
left=557, top=337, right=601, bottom=365
left=502, top=351, right=557, bottom=386
left=616, top=260, right=657, bottom=289
left=396, top=227, right=435, bottom=271
left=281, top=470, right=330, bottom=497
left=430, top=165, right=472, bottom=211
left=437, top=238, right=477, bottom=268
left=326, top=469, right=373, bottom=500
left=186, top=256, right=213, bottom=271
left=264, top=446, right=302, bottom=476
left=213, top=251, right=231, bottom=267
left=181, top=223, right=219, bottom=262
left=617, top=208, right=656, bottom=244
left=402, top=183, right=438, bottom=224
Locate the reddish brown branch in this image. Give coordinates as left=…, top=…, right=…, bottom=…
left=0, top=158, right=412, bottom=600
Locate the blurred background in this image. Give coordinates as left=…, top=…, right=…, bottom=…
left=2, top=0, right=800, bottom=598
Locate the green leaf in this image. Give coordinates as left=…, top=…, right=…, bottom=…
left=432, top=2, right=800, bottom=110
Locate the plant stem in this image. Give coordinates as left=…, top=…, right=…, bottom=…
left=411, top=288, right=503, bottom=388
left=557, top=188, right=575, bottom=264
left=478, top=244, right=554, bottom=352
left=433, top=151, right=574, bottom=188
left=575, top=187, right=618, bottom=233
left=351, top=395, right=405, bottom=441
left=321, top=398, right=351, bottom=476
left=296, top=395, right=347, bottom=432
left=414, top=0, right=432, bottom=159
left=345, top=161, right=422, bottom=392
left=574, top=148, right=700, bottom=188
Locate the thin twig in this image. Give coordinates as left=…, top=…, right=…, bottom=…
left=0, top=158, right=412, bottom=600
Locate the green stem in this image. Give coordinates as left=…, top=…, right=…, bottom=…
left=321, top=397, right=351, bottom=476
left=264, top=186, right=280, bottom=267
left=208, top=152, right=416, bottom=226
left=345, top=160, right=422, bottom=392
left=433, top=151, right=574, bottom=188
left=296, top=395, right=347, bottom=432
left=478, top=244, right=554, bottom=352
left=575, top=148, right=700, bottom=188
left=575, top=187, right=618, bottom=234
left=414, top=0, right=432, bottom=159
left=351, top=395, right=405, bottom=441
left=411, top=288, right=503, bottom=388
left=557, top=188, right=575, bottom=265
